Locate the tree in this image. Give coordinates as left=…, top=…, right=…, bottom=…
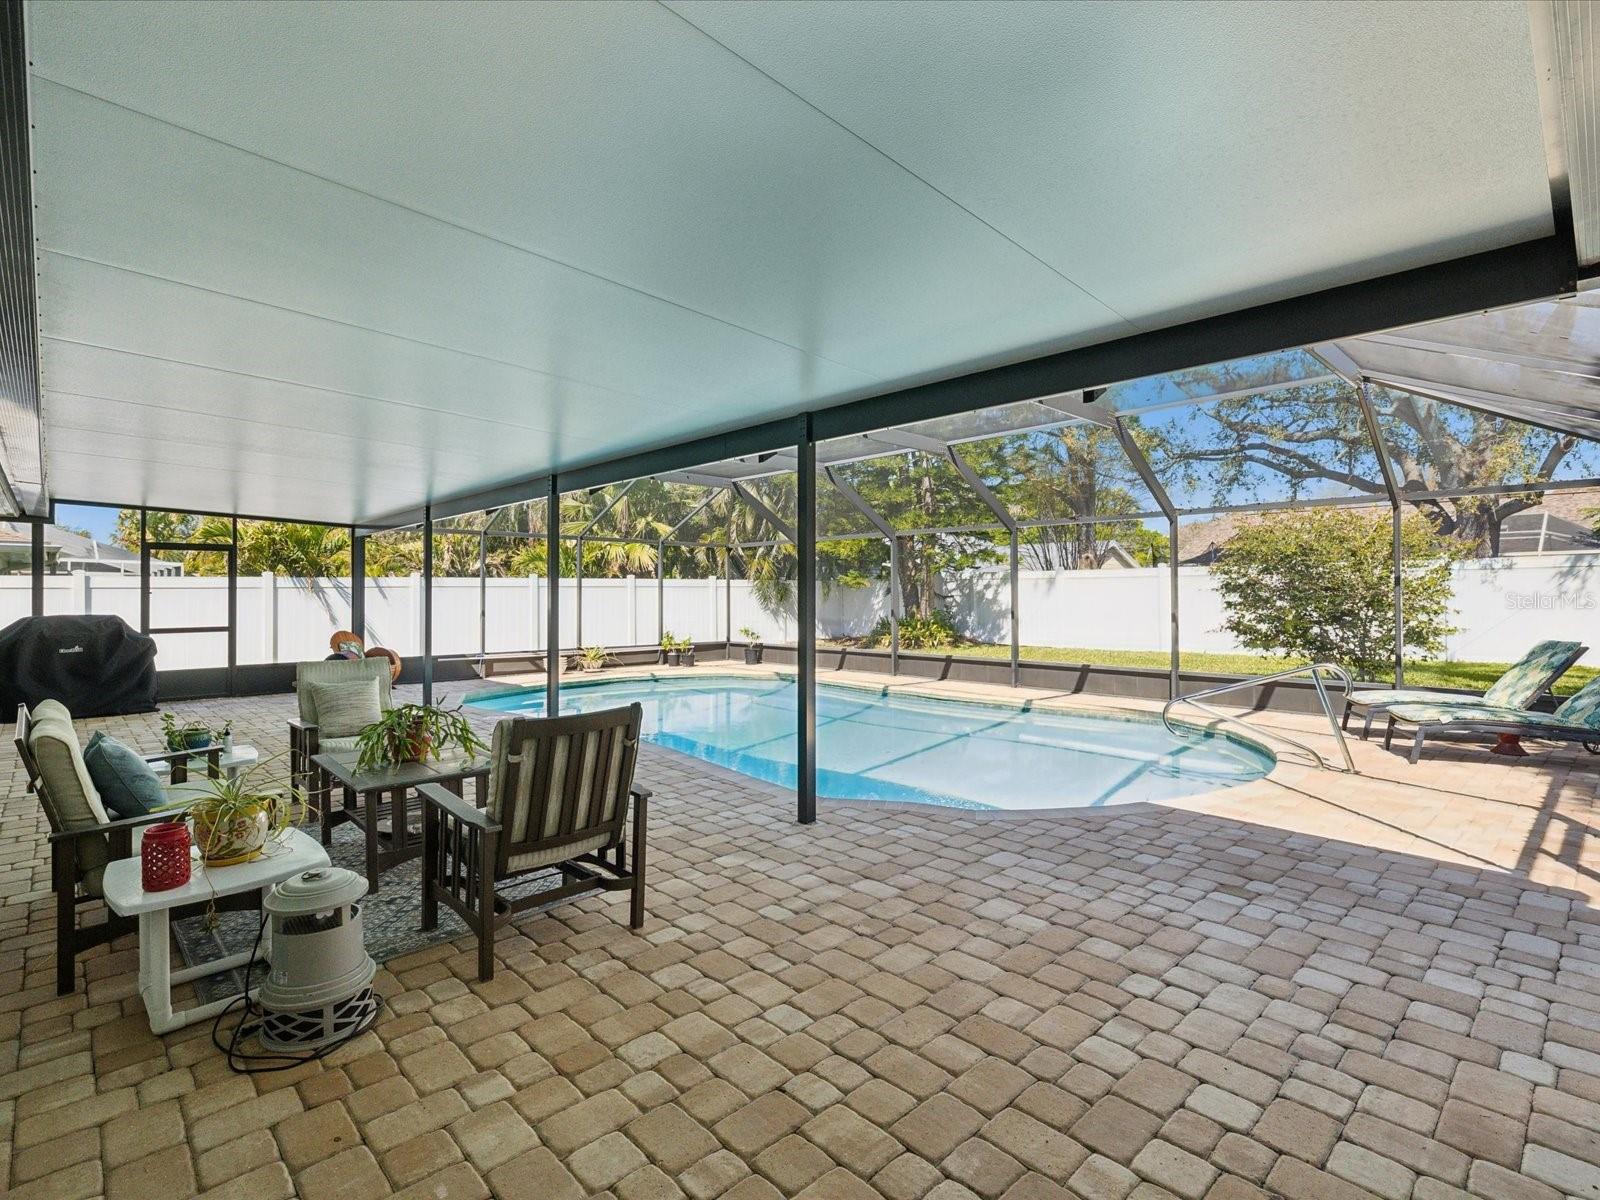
left=998, top=424, right=1162, bottom=570
left=1144, top=376, right=1597, bottom=555
left=1210, top=508, right=1459, bottom=679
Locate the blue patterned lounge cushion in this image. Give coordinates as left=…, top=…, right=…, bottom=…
left=82, top=731, right=168, bottom=818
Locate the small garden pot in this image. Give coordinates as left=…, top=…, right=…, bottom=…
left=683, top=649, right=696, bottom=666
left=665, top=650, right=681, bottom=667
left=744, top=645, right=763, bottom=665
left=192, top=805, right=270, bottom=867
left=399, top=720, right=433, bottom=763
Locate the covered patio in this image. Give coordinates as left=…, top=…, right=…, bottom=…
left=7, top=2, right=1600, bottom=1199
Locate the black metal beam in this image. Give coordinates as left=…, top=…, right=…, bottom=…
left=421, top=504, right=434, bottom=705
left=29, top=518, right=42, bottom=615
left=796, top=416, right=816, bottom=825
left=350, top=530, right=366, bottom=639
left=0, top=0, right=43, bottom=517
left=545, top=477, right=560, bottom=714
left=812, top=236, right=1577, bottom=444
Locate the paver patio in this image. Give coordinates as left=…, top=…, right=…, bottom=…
left=4, top=673, right=1600, bottom=1200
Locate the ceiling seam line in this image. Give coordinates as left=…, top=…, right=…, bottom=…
left=29, top=73, right=888, bottom=381
left=41, top=249, right=878, bottom=404
left=656, top=0, right=1142, bottom=332
left=39, top=334, right=635, bottom=441
left=39, top=325, right=724, bottom=437
left=43, top=411, right=503, bottom=471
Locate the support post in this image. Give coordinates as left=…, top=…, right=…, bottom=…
left=797, top=418, right=817, bottom=825
left=30, top=519, right=43, bottom=616
left=888, top=538, right=900, bottom=676
left=1009, top=528, right=1020, bottom=688
left=138, top=509, right=150, bottom=634
left=545, top=480, right=560, bottom=714
left=656, top=540, right=665, bottom=654
left=1168, top=517, right=1180, bottom=699
left=1392, top=507, right=1405, bottom=687
left=724, top=545, right=733, bottom=652
left=1357, top=381, right=1405, bottom=686
left=575, top=536, right=583, bottom=650
left=422, top=506, right=434, bottom=706
left=351, top=530, right=366, bottom=640
left=478, top=531, right=487, bottom=659
left=227, top=519, right=238, bottom=695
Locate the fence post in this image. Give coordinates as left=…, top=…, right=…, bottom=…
left=626, top=576, right=638, bottom=646
left=261, top=571, right=276, bottom=663
left=412, top=573, right=425, bottom=658
left=74, top=570, right=89, bottom=615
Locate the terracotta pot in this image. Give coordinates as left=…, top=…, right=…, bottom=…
left=400, top=720, right=433, bottom=763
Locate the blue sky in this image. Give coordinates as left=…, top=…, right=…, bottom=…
left=54, top=502, right=119, bottom=543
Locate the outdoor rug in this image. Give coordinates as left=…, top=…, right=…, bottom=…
left=171, top=820, right=562, bottom=1005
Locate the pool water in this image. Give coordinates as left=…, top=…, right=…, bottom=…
left=467, top=675, right=1273, bottom=811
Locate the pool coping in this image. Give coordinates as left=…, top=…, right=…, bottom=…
left=466, top=666, right=1283, bottom=815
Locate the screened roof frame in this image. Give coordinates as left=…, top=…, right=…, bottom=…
left=395, top=295, right=1600, bottom=555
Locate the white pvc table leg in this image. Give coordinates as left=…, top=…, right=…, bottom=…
left=137, top=909, right=272, bottom=1035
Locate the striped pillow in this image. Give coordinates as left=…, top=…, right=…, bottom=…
left=307, top=678, right=382, bottom=739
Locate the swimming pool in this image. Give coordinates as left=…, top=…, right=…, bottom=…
left=467, top=674, right=1273, bottom=811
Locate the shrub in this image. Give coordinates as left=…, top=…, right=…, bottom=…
left=1210, top=508, right=1458, bottom=679
left=865, top=608, right=961, bottom=651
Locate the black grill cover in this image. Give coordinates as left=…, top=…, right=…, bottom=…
left=0, top=615, right=157, bottom=718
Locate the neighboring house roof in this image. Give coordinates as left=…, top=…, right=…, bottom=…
left=0, top=522, right=183, bottom=574
left=1178, top=493, right=1600, bottom=564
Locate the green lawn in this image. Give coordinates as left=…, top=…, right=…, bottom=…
left=831, top=641, right=1598, bottom=695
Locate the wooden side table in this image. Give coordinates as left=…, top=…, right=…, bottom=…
left=311, top=751, right=489, bottom=891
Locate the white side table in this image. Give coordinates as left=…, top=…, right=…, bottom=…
left=149, top=743, right=260, bottom=781
left=101, top=828, right=329, bottom=1034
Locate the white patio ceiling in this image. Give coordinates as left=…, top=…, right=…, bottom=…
left=23, top=0, right=1558, bottom=524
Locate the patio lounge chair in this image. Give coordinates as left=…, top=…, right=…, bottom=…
left=287, top=655, right=395, bottom=797
left=1342, top=639, right=1586, bottom=738
left=14, top=701, right=233, bottom=994
left=1382, top=676, right=1600, bottom=764
left=419, top=704, right=649, bottom=981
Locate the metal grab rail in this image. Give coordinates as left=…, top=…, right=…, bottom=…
left=1162, top=663, right=1357, bottom=773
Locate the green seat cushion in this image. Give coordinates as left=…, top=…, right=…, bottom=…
left=83, top=732, right=167, bottom=818
left=1348, top=688, right=1475, bottom=710
left=1553, top=677, right=1600, bottom=729
left=1481, top=640, right=1586, bottom=708
left=305, top=678, right=382, bottom=739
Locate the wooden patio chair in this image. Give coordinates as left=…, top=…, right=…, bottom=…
left=419, top=703, right=650, bottom=981
left=14, top=702, right=236, bottom=994
left=288, top=655, right=395, bottom=799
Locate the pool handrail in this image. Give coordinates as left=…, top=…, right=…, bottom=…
left=1162, top=663, right=1357, bottom=774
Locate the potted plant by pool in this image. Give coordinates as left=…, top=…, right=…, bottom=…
left=189, top=762, right=300, bottom=867
left=661, top=631, right=681, bottom=667
left=573, top=645, right=612, bottom=672
left=740, top=626, right=763, bottom=665
left=354, top=699, right=489, bottom=772
left=680, top=636, right=696, bottom=667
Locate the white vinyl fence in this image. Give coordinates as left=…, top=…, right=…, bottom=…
left=3, top=551, right=1597, bottom=671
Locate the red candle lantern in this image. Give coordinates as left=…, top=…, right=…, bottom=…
left=141, top=821, right=192, bottom=892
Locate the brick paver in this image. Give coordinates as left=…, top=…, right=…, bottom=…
left=4, top=676, right=1600, bottom=1198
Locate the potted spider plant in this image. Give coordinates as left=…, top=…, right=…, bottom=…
left=189, top=760, right=301, bottom=867
left=573, top=645, right=613, bottom=672
left=661, top=631, right=681, bottom=667
left=740, top=626, right=764, bottom=665
left=355, top=698, right=488, bottom=773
